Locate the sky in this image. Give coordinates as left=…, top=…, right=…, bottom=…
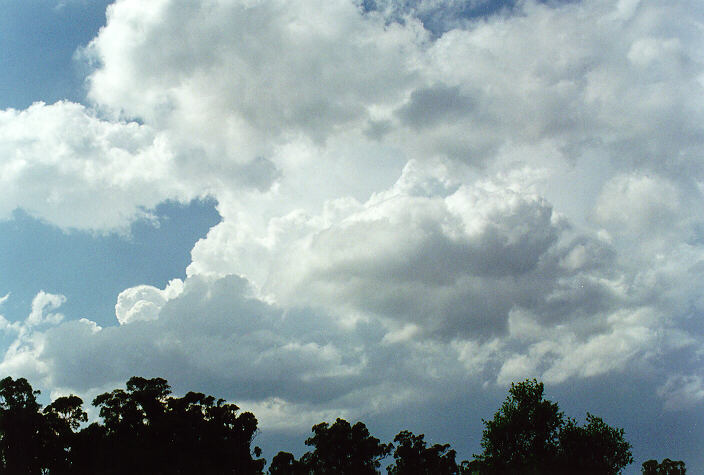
left=0, top=0, right=703, bottom=471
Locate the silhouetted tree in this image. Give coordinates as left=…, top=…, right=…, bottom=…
left=0, top=375, right=644, bottom=475
left=472, top=379, right=563, bottom=473
left=642, top=458, right=686, bottom=474
left=163, top=390, right=264, bottom=474
left=558, top=413, right=633, bottom=474
left=300, top=418, right=392, bottom=474
left=75, top=376, right=265, bottom=474
left=43, top=395, right=87, bottom=473
left=471, top=379, right=632, bottom=474
left=0, top=376, right=49, bottom=474
left=268, top=451, right=308, bottom=475
left=387, top=430, right=459, bottom=475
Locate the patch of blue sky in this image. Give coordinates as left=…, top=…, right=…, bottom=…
left=0, top=0, right=113, bottom=109
left=360, top=0, right=576, bottom=36
left=0, top=200, right=221, bottom=329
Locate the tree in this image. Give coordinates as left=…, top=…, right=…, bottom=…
left=387, top=430, right=459, bottom=475
left=558, top=413, right=633, bottom=474
left=86, top=376, right=172, bottom=474
left=473, top=379, right=563, bottom=474
left=43, top=395, right=88, bottom=473
left=77, top=376, right=265, bottom=474
left=268, top=451, right=308, bottom=475
left=471, top=379, right=632, bottom=474
left=642, top=458, right=686, bottom=474
left=44, top=395, right=88, bottom=431
left=163, top=391, right=265, bottom=474
left=0, top=376, right=48, bottom=474
left=300, top=418, right=392, bottom=474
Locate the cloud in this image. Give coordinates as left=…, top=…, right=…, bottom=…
left=26, top=292, right=66, bottom=328
left=114, top=279, right=184, bottom=325
left=658, top=374, right=704, bottom=410
left=2, top=277, right=474, bottom=431
left=396, top=84, right=475, bottom=129
left=0, top=101, right=187, bottom=230
left=3, top=160, right=696, bottom=426
left=1, top=0, right=704, bottom=449
left=260, top=163, right=569, bottom=338
left=81, top=0, right=425, bottom=179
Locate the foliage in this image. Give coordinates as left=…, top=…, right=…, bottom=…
left=268, top=418, right=392, bottom=474
left=471, top=379, right=633, bottom=474
left=0, top=376, right=47, bottom=474
left=642, top=458, right=686, bottom=474
left=472, top=379, right=563, bottom=473
left=387, top=430, right=459, bottom=475
left=0, top=375, right=264, bottom=474
left=301, top=418, right=393, bottom=474
left=558, top=413, right=633, bottom=474
left=268, top=451, right=308, bottom=475
left=0, top=375, right=666, bottom=475
left=77, top=376, right=266, bottom=474
left=43, top=395, right=88, bottom=474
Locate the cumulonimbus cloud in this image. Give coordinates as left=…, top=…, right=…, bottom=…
left=1, top=0, right=703, bottom=431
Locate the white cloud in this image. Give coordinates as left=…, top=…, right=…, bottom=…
left=0, top=101, right=190, bottom=230
left=0, top=291, right=67, bottom=383
left=658, top=374, right=704, bottom=410
left=115, top=279, right=184, bottom=325
left=27, top=291, right=66, bottom=328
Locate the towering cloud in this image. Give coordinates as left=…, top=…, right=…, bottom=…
left=1, top=0, right=703, bottom=464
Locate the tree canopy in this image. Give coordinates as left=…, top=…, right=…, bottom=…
left=387, top=430, right=459, bottom=475
left=0, top=376, right=47, bottom=474
left=270, top=418, right=392, bottom=474
left=642, top=458, right=687, bottom=474
left=470, top=379, right=633, bottom=474
left=0, top=375, right=674, bottom=474
left=77, top=376, right=265, bottom=474
left=0, top=375, right=265, bottom=474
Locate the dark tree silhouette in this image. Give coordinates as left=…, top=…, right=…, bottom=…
left=163, top=390, right=264, bottom=474
left=0, top=375, right=648, bottom=475
left=470, top=379, right=632, bottom=474
left=80, top=376, right=172, bottom=474
left=44, top=395, right=88, bottom=431
left=642, top=458, right=686, bottom=474
left=300, top=418, right=392, bottom=474
left=74, top=376, right=266, bottom=474
left=472, top=379, right=563, bottom=473
left=43, top=395, right=87, bottom=474
left=387, top=430, right=459, bottom=475
left=0, top=376, right=49, bottom=474
left=558, top=413, right=633, bottom=474
left=268, top=451, right=308, bottom=475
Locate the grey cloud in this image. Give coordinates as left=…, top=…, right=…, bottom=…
left=364, top=119, right=393, bottom=140
left=396, top=84, right=475, bottom=130
left=31, top=276, right=375, bottom=405
left=237, top=157, right=281, bottom=192
left=1, top=276, right=493, bottom=423
left=264, top=171, right=588, bottom=339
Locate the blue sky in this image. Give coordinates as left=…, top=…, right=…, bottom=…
left=0, top=0, right=218, bottom=340
left=0, top=0, right=113, bottom=109
left=1, top=0, right=703, bottom=472
left=0, top=202, right=219, bottom=327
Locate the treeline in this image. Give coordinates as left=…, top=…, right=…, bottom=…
left=0, top=376, right=685, bottom=474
